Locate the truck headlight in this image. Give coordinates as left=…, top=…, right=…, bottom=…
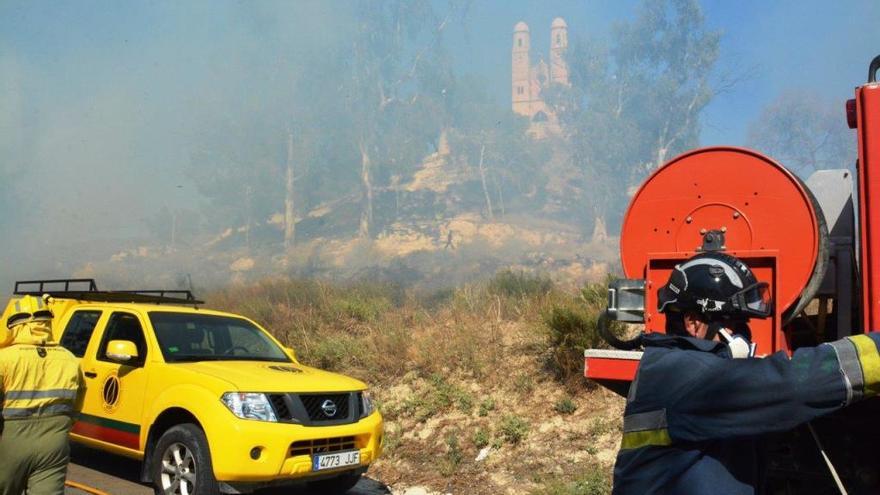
left=221, top=392, right=278, bottom=422
left=360, top=390, right=375, bottom=418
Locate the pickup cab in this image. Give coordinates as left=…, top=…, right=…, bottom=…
left=2, top=279, right=383, bottom=495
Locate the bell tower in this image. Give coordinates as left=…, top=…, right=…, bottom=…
left=512, top=21, right=531, bottom=116
left=550, top=17, right=569, bottom=85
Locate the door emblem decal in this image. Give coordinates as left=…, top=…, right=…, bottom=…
left=102, top=374, right=120, bottom=411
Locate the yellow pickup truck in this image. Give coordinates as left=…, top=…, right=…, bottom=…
left=3, top=279, right=383, bottom=495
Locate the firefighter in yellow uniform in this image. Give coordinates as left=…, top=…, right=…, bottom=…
left=0, top=295, right=82, bottom=495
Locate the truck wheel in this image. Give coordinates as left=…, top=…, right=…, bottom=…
left=152, top=424, right=220, bottom=495
left=307, top=471, right=361, bottom=494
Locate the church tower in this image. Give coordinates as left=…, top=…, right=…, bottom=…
left=550, top=17, right=569, bottom=85
left=512, top=21, right=531, bottom=116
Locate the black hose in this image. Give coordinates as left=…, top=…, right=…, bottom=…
left=783, top=175, right=830, bottom=326
left=869, top=54, right=880, bottom=83
left=598, top=311, right=643, bottom=350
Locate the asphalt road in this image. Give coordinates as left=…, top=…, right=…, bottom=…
left=66, top=445, right=392, bottom=495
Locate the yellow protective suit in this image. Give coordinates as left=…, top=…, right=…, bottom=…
left=0, top=317, right=82, bottom=495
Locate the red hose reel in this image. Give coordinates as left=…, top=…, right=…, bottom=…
left=619, top=147, right=826, bottom=354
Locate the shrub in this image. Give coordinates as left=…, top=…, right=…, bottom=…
left=478, top=398, right=496, bottom=417
left=456, top=392, right=474, bottom=414
left=588, top=417, right=613, bottom=437
left=514, top=373, right=535, bottom=394
left=400, top=375, right=476, bottom=421
left=531, top=467, right=611, bottom=495
left=488, top=270, right=553, bottom=298
left=473, top=428, right=490, bottom=448
left=499, top=415, right=529, bottom=444
left=382, top=429, right=401, bottom=455
left=440, top=431, right=464, bottom=476
left=307, top=335, right=363, bottom=371
left=331, top=293, right=392, bottom=322
left=554, top=397, right=578, bottom=415
left=544, top=280, right=624, bottom=381
left=571, top=469, right=611, bottom=495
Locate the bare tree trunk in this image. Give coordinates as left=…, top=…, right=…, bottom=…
left=477, top=144, right=494, bottom=221
left=493, top=174, right=505, bottom=217
left=170, top=210, right=177, bottom=250
left=245, top=185, right=252, bottom=251
left=284, top=131, right=296, bottom=248
left=358, top=138, right=373, bottom=239
left=592, top=214, right=609, bottom=243
left=391, top=175, right=400, bottom=219
left=655, top=89, right=702, bottom=169
left=655, top=145, right=669, bottom=169
left=655, top=122, right=671, bottom=169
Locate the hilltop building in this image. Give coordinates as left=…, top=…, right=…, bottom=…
left=512, top=18, right=569, bottom=138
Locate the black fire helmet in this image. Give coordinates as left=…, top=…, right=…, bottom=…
left=657, top=252, right=772, bottom=320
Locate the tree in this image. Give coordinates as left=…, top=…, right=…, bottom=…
left=557, top=0, right=721, bottom=233
left=613, top=0, right=719, bottom=169
left=345, top=0, right=456, bottom=238
left=144, top=206, right=203, bottom=249
left=747, top=91, right=856, bottom=176
left=187, top=113, right=287, bottom=244
left=284, top=130, right=296, bottom=248
left=446, top=74, right=549, bottom=221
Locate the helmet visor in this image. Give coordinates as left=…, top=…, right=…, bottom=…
left=657, top=266, right=688, bottom=313
left=31, top=309, right=53, bottom=322
left=733, top=282, right=772, bottom=318
left=6, top=312, right=30, bottom=329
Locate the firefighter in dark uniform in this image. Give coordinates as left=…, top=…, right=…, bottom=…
left=613, top=252, right=880, bottom=494
left=0, top=295, right=82, bottom=495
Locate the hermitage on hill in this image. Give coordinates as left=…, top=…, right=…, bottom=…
left=511, top=17, right=569, bottom=138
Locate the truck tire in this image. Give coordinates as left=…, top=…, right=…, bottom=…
left=307, top=471, right=361, bottom=494
left=152, top=423, right=220, bottom=495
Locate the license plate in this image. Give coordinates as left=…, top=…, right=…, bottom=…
left=312, top=451, right=360, bottom=472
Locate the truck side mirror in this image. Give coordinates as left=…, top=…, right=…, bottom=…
left=106, top=340, right=139, bottom=362
left=285, top=347, right=297, bottom=362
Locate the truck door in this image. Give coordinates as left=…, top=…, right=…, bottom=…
left=72, top=311, right=150, bottom=453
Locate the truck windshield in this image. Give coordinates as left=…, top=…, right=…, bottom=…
left=149, top=312, right=290, bottom=363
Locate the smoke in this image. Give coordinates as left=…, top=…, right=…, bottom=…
left=0, top=0, right=875, bottom=292
left=0, top=1, right=354, bottom=289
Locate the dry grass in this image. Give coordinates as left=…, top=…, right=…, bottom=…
left=204, top=272, right=623, bottom=494
left=206, top=271, right=570, bottom=385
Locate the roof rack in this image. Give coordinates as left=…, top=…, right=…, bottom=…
left=14, top=279, right=204, bottom=306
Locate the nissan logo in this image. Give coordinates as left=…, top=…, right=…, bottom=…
left=320, top=399, right=338, bottom=418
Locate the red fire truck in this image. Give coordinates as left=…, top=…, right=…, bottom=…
left=585, top=56, right=880, bottom=493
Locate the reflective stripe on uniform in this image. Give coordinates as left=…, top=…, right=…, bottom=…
left=2, top=402, right=75, bottom=419
left=3, top=389, right=78, bottom=401
left=621, top=429, right=672, bottom=450
left=624, top=408, right=668, bottom=432
left=621, top=409, right=671, bottom=450
left=827, top=339, right=864, bottom=404
left=848, top=335, right=880, bottom=397
left=0, top=342, right=81, bottom=420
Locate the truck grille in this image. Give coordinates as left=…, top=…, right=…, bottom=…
left=266, top=392, right=356, bottom=425
left=300, top=393, right=350, bottom=422
left=269, top=394, right=291, bottom=419
left=289, top=436, right=356, bottom=457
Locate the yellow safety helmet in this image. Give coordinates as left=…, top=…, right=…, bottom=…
left=6, top=295, right=53, bottom=329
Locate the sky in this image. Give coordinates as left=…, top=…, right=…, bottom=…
left=0, top=0, right=878, bottom=284
left=444, top=0, right=879, bottom=144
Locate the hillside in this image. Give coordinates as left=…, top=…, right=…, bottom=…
left=206, top=273, right=625, bottom=495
